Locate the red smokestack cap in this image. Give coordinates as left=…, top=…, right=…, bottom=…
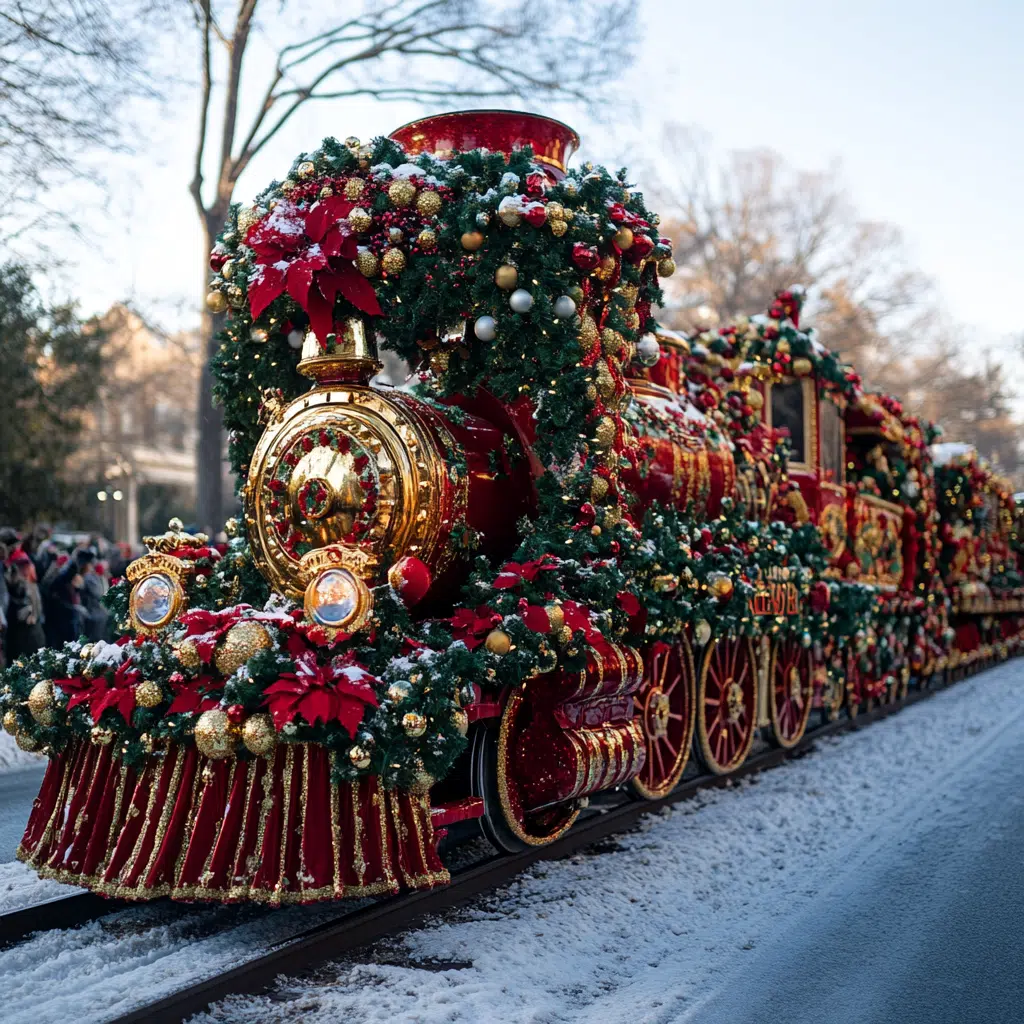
left=389, top=109, right=580, bottom=181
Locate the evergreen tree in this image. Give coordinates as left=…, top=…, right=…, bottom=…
left=0, top=263, right=106, bottom=526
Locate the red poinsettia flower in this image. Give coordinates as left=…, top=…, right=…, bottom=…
left=246, top=197, right=382, bottom=340
left=168, top=674, right=225, bottom=715
left=263, top=651, right=379, bottom=734
left=57, top=659, right=141, bottom=724
left=492, top=554, right=561, bottom=589
left=449, top=606, right=502, bottom=650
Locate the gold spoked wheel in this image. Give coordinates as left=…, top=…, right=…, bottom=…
left=630, top=635, right=696, bottom=800
left=695, top=636, right=757, bottom=775
left=769, top=638, right=813, bottom=748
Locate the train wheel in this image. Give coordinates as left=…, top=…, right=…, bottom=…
left=470, top=692, right=580, bottom=854
left=768, top=638, right=813, bottom=748
left=695, top=636, right=757, bottom=775
left=630, top=637, right=696, bottom=800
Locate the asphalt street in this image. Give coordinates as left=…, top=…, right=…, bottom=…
left=0, top=764, right=45, bottom=864
left=690, top=708, right=1024, bottom=1024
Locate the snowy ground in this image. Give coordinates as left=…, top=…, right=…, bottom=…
left=0, top=731, right=45, bottom=773
left=192, top=661, right=1024, bottom=1024
left=0, top=662, right=1021, bottom=1024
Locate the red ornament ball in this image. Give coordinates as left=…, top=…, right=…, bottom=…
left=523, top=202, right=548, bottom=228
left=572, top=243, right=600, bottom=271
left=226, top=704, right=246, bottom=725
left=388, top=556, right=432, bottom=607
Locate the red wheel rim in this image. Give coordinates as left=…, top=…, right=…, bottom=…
left=631, top=638, right=695, bottom=799
left=697, top=637, right=756, bottom=775
left=770, top=639, right=812, bottom=747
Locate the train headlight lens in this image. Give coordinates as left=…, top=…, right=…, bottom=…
left=304, top=567, right=373, bottom=633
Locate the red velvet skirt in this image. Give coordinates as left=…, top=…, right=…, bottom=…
left=17, top=738, right=449, bottom=904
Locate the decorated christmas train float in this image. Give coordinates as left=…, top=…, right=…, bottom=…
left=3, top=110, right=1022, bottom=904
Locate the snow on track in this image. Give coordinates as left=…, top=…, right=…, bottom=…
left=189, top=661, right=1024, bottom=1024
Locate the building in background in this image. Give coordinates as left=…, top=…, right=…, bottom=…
left=72, top=305, right=233, bottom=546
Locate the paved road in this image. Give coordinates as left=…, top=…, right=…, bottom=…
left=0, top=765, right=45, bottom=864
left=691, top=711, right=1024, bottom=1024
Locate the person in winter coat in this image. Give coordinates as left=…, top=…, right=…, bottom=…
left=80, top=558, right=110, bottom=643
left=0, top=539, right=9, bottom=670
left=5, top=548, right=46, bottom=659
left=45, top=549, right=93, bottom=647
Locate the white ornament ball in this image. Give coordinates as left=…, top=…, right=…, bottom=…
left=287, top=329, right=304, bottom=350
left=474, top=316, right=497, bottom=341
left=509, top=289, right=534, bottom=314
left=636, top=334, right=661, bottom=368
left=553, top=295, right=577, bottom=319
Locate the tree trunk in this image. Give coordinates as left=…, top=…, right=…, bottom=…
left=196, top=213, right=226, bottom=535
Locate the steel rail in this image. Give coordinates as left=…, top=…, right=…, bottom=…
left=104, top=675, right=947, bottom=1024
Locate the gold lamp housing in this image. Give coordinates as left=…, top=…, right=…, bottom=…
left=244, top=318, right=467, bottom=620
left=126, top=553, right=188, bottom=635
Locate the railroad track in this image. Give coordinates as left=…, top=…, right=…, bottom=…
left=0, top=669, right=968, bottom=1021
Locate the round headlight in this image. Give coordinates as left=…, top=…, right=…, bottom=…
left=130, top=573, right=182, bottom=632
left=304, top=567, right=373, bottom=634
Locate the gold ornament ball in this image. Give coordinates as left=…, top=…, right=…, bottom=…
left=2, top=710, right=19, bottom=735
left=241, top=713, right=278, bottom=757
left=236, top=206, right=260, bottom=237
left=708, top=573, right=734, bottom=600
left=593, top=415, right=617, bottom=448
left=134, top=680, right=163, bottom=709
left=484, top=629, right=511, bottom=656
left=381, top=248, right=407, bottom=275
left=546, top=202, right=566, bottom=222
left=657, top=258, right=677, bottom=277
left=214, top=621, right=272, bottom=677
left=205, top=290, right=228, bottom=313
left=416, top=228, right=438, bottom=251
left=416, top=190, right=442, bottom=217
left=601, top=328, right=624, bottom=356
left=452, top=707, right=469, bottom=737
left=388, top=179, right=417, bottom=208
left=775, top=338, right=791, bottom=354
left=27, top=679, right=56, bottom=726
left=550, top=219, right=568, bottom=238
left=579, top=316, right=599, bottom=350
left=590, top=475, right=610, bottom=502
left=792, top=357, right=814, bottom=377
left=344, top=135, right=361, bottom=150
left=174, top=638, right=202, bottom=671
left=194, top=709, right=237, bottom=760
left=595, top=255, right=617, bottom=281
left=387, top=679, right=413, bottom=703
left=746, top=389, right=764, bottom=411
left=16, top=731, right=40, bottom=753
left=613, top=226, right=634, bottom=250
left=694, top=619, right=712, bottom=646
left=545, top=603, right=566, bottom=633
left=344, top=177, right=365, bottom=200
left=494, top=264, right=519, bottom=290
left=90, top=725, right=114, bottom=747
left=319, top=185, right=334, bottom=199
left=348, top=744, right=372, bottom=770
left=356, top=250, right=380, bottom=277
left=348, top=207, right=372, bottom=232
left=221, top=259, right=236, bottom=280
left=226, top=285, right=245, bottom=309
left=402, top=711, right=428, bottom=738
left=297, top=160, right=316, bottom=178
left=461, top=231, right=485, bottom=251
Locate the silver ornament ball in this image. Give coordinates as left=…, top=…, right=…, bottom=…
left=636, top=334, right=662, bottom=367
left=474, top=315, right=497, bottom=341
left=553, top=295, right=577, bottom=319
left=509, top=289, right=534, bottom=314
left=287, top=329, right=305, bottom=350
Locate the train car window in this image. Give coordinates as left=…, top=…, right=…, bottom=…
left=820, top=399, right=844, bottom=484
left=771, top=380, right=806, bottom=463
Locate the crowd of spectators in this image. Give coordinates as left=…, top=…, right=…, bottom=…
left=0, top=526, right=130, bottom=669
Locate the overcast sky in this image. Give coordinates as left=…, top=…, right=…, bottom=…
left=53, top=0, right=1022, bottom=368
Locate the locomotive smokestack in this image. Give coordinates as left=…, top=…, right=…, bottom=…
left=297, top=316, right=381, bottom=385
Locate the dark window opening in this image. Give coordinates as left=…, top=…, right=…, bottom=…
left=771, top=380, right=806, bottom=463
left=820, top=399, right=844, bottom=484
